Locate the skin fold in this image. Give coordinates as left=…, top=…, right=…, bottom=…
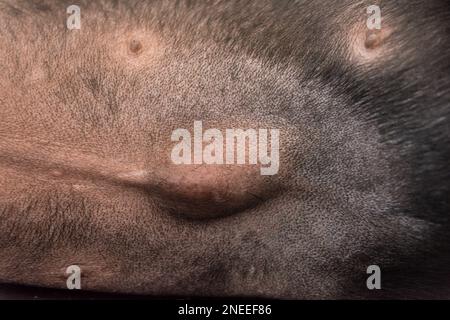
left=0, top=0, right=449, bottom=298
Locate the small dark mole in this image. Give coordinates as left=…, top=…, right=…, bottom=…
left=129, top=39, right=143, bottom=55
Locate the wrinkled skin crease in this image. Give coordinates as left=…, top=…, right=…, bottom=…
left=0, top=0, right=449, bottom=299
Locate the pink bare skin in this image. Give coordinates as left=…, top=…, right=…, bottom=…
left=0, top=0, right=449, bottom=299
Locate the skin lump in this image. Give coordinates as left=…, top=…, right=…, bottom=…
left=349, top=22, right=393, bottom=63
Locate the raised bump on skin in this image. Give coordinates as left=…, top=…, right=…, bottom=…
left=128, top=39, right=143, bottom=56
left=111, top=30, right=165, bottom=68
left=50, top=169, right=64, bottom=178
left=350, top=24, right=393, bottom=63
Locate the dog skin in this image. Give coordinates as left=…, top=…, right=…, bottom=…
left=0, top=0, right=449, bottom=299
